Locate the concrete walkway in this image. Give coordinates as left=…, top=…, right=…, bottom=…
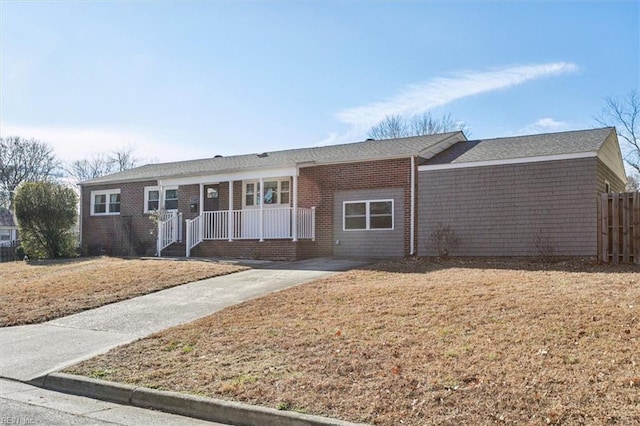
left=0, top=258, right=369, bottom=383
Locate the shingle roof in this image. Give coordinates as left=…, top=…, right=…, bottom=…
left=424, top=127, right=615, bottom=165
left=81, top=132, right=464, bottom=185
left=0, top=208, right=16, bottom=228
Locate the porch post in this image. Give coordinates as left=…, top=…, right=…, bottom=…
left=199, top=184, right=204, bottom=215
left=259, top=177, right=264, bottom=242
left=158, top=185, right=164, bottom=212
left=199, top=183, right=204, bottom=246
left=156, top=184, right=164, bottom=257
left=156, top=220, right=162, bottom=257
left=228, top=180, right=234, bottom=242
left=292, top=174, right=298, bottom=241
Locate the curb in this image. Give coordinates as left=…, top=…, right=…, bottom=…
left=31, top=373, right=370, bottom=426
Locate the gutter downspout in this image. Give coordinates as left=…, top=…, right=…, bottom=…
left=410, top=156, right=416, bottom=256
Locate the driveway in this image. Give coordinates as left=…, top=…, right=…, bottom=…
left=0, top=258, right=370, bottom=383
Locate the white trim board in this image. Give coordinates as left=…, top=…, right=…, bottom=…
left=159, top=166, right=298, bottom=187
left=418, top=152, right=597, bottom=172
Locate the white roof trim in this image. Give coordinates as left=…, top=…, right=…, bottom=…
left=160, top=166, right=299, bottom=186
left=418, top=152, right=597, bottom=172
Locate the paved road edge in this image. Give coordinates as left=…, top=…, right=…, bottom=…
left=31, top=372, right=370, bottom=426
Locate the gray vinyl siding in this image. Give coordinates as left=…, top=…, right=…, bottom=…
left=597, top=158, right=626, bottom=193
left=418, top=157, right=599, bottom=257
left=333, top=188, right=404, bottom=258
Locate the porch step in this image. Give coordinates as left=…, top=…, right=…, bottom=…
left=161, top=242, right=186, bottom=257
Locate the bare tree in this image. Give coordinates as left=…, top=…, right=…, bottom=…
left=0, top=136, right=59, bottom=209
left=65, top=145, right=139, bottom=183
left=627, top=174, right=639, bottom=192
left=110, top=145, right=138, bottom=172
left=65, top=154, right=114, bottom=182
left=368, top=115, right=409, bottom=140
left=410, top=112, right=469, bottom=136
left=368, top=112, right=468, bottom=140
left=597, top=90, right=639, bottom=173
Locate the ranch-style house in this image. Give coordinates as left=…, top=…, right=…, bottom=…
left=78, top=127, right=626, bottom=260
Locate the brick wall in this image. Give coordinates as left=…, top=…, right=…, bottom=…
left=179, top=184, right=200, bottom=221
left=82, top=158, right=415, bottom=259
left=191, top=239, right=300, bottom=261
left=81, top=180, right=158, bottom=256
left=298, top=158, right=413, bottom=257
left=418, top=157, right=599, bottom=257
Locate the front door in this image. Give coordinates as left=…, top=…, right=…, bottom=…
left=203, top=184, right=226, bottom=239
left=204, top=185, right=219, bottom=212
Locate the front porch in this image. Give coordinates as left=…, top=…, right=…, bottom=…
left=158, top=206, right=316, bottom=257
left=153, top=170, right=317, bottom=258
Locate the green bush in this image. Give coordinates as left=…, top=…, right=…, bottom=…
left=14, top=181, right=78, bottom=259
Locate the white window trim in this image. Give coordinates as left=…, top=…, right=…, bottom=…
left=90, top=189, right=121, bottom=216
left=242, top=178, right=291, bottom=208
left=144, top=186, right=178, bottom=213
left=343, top=199, right=394, bottom=231
left=144, top=186, right=160, bottom=214
left=163, top=186, right=179, bottom=211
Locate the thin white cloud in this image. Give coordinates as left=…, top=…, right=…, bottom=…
left=0, top=123, right=203, bottom=164
left=336, top=62, right=578, bottom=132
left=521, top=117, right=571, bottom=134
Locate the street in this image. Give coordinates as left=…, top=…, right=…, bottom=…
left=0, top=379, right=224, bottom=426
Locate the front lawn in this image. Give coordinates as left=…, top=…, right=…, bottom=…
left=65, top=258, right=640, bottom=425
left=0, top=257, right=247, bottom=327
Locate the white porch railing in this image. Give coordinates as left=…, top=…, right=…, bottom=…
left=157, top=211, right=182, bottom=256
left=185, top=214, right=203, bottom=257
left=204, top=211, right=229, bottom=240
left=297, top=207, right=315, bottom=240
left=185, top=207, right=315, bottom=256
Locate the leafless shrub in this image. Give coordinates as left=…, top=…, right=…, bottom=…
left=429, top=223, right=459, bottom=257
left=534, top=229, right=556, bottom=260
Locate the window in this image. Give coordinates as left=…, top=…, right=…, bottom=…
left=91, top=189, right=121, bottom=215
left=165, top=189, right=178, bottom=210
left=281, top=180, right=290, bottom=204
left=245, top=183, right=256, bottom=206
left=109, top=193, right=121, bottom=213
left=243, top=179, right=291, bottom=207
left=145, top=189, right=160, bottom=212
left=343, top=200, right=393, bottom=230
left=0, top=230, right=11, bottom=241
left=94, top=194, right=107, bottom=214
left=605, top=180, right=611, bottom=193
left=344, top=202, right=366, bottom=230
left=263, top=181, right=278, bottom=204
left=144, top=186, right=178, bottom=213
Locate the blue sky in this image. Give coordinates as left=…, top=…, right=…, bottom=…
left=1, top=1, right=638, bottom=164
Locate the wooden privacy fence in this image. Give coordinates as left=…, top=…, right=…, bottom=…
left=598, top=192, right=640, bottom=264
left=0, top=240, right=20, bottom=263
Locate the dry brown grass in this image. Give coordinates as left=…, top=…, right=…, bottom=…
left=0, top=257, right=247, bottom=327
left=66, top=258, right=640, bottom=425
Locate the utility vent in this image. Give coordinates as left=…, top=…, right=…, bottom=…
left=214, top=155, right=223, bottom=158
left=365, top=138, right=375, bottom=141
left=257, top=152, right=269, bottom=158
